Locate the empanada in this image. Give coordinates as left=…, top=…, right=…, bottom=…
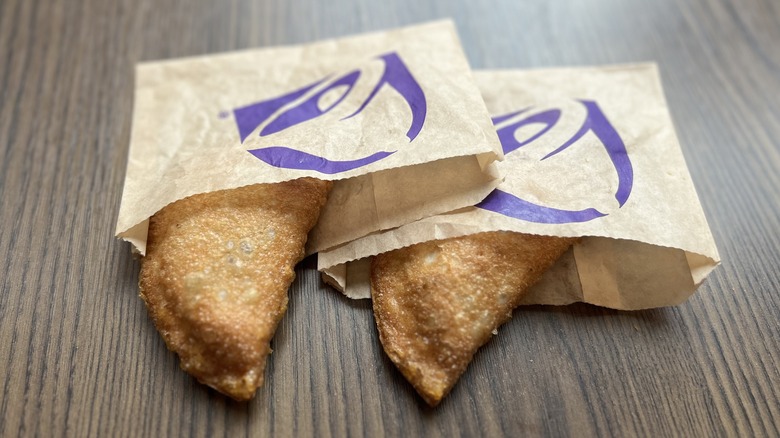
left=371, top=231, right=575, bottom=406
left=139, top=178, right=331, bottom=400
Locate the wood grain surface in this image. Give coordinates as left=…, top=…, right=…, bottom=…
left=1, top=0, right=779, bottom=436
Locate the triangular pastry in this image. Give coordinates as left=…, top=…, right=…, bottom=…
left=139, top=178, right=331, bottom=400
left=370, top=231, right=575, bottom=406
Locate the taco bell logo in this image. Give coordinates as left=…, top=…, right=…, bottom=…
left=477, top=100, right=633, bottom=224
left=229, top=52, right=427, bottom=174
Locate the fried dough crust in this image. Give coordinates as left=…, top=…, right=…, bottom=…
left=371, top=231, right=575, bottom=406
left=140, top=178, right=331, bottom=401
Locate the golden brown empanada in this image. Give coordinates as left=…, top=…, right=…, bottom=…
left=371, top=231, right=575, bottom=406
left=139, top=178, right=331, bottom=400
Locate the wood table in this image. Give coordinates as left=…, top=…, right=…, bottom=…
left=2, top=0, right=778, bottom=436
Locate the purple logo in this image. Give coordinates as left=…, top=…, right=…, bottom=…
left=477, top=100, right=633, bottom=224
left=230, top=52, right=426, bottom=174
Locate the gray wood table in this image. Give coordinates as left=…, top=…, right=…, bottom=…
left=1, top=0, right=778, bottom=436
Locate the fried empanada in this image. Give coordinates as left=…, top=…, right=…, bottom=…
left=139, top=178, right=331, bottom=401
left=371, top=231, right=575, bottom=406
